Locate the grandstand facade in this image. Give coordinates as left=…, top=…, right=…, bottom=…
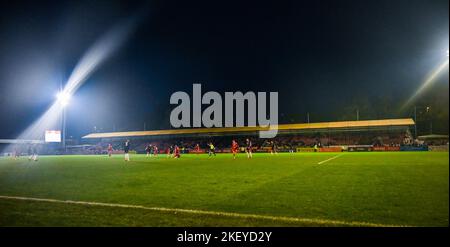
left=83, top=118, right=414, bottom=139
left=80, top=118, right=415, bottom=154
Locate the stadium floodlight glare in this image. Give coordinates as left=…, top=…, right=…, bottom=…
left=402, top=48, right=450, bottom=110
left=1, top=15, right=142, bottom=155
left=56, top=91, right=71, bottom=107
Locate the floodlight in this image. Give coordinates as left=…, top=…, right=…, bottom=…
left=56, top=91, right=71, bottom=107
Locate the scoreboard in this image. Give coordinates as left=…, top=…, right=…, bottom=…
left=45, top=130, right=61, bottom=143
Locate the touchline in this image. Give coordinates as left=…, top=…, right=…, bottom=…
left=170, top=84, right=279, bottom=138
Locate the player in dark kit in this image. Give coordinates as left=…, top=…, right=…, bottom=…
left=208, top=143, right=216, bottom=157
left=124, top=140, right=130, bottom=161
left=231, top=140, right=239, bottom=159
left=27, top=145, right=33, bottom=161
left=32, top=146, right=38, bottom=161
left=27, top=145, right=38, bottom=161
left=13, top=146, right=19, bottom=160
left=145, top=144, right=152, bottom=157
left=270, top=141, right=278, bottom=155
left=246, top=138, right=253, bottom=159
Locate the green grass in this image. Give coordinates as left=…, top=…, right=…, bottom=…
left=0, top=152, right=448, bottom=226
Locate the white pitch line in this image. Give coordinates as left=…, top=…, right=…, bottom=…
left=317, top=153, right=344, bottom=165
left=0, top=195, right=406, bottom=227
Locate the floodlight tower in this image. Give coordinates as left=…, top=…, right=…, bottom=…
left=56, top=91, right=71, bottom=151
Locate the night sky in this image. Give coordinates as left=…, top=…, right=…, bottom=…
left=0, top=0, right=448, bottom=139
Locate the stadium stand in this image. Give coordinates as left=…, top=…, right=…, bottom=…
left=80, top=118, right=417, bottom=154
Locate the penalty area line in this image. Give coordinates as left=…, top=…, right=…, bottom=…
left=317, top=153, right=344, bottom=165
left=0, top=195, right=406, bottom=227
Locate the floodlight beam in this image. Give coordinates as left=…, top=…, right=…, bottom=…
left=56, top=91, right=71, bottom=107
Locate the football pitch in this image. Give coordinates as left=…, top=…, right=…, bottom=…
left=0, top=152, right=448, bottom=227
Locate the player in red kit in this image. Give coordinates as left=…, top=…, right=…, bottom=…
left=231, top=140, right=239, bottom=159
left=173, top=145, right=180, bottom=158
left=194, top=143, right=200, bottom=154
left=107, top=144, right=113, bottom=157
left=153, top=145, right=158, bottom=156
